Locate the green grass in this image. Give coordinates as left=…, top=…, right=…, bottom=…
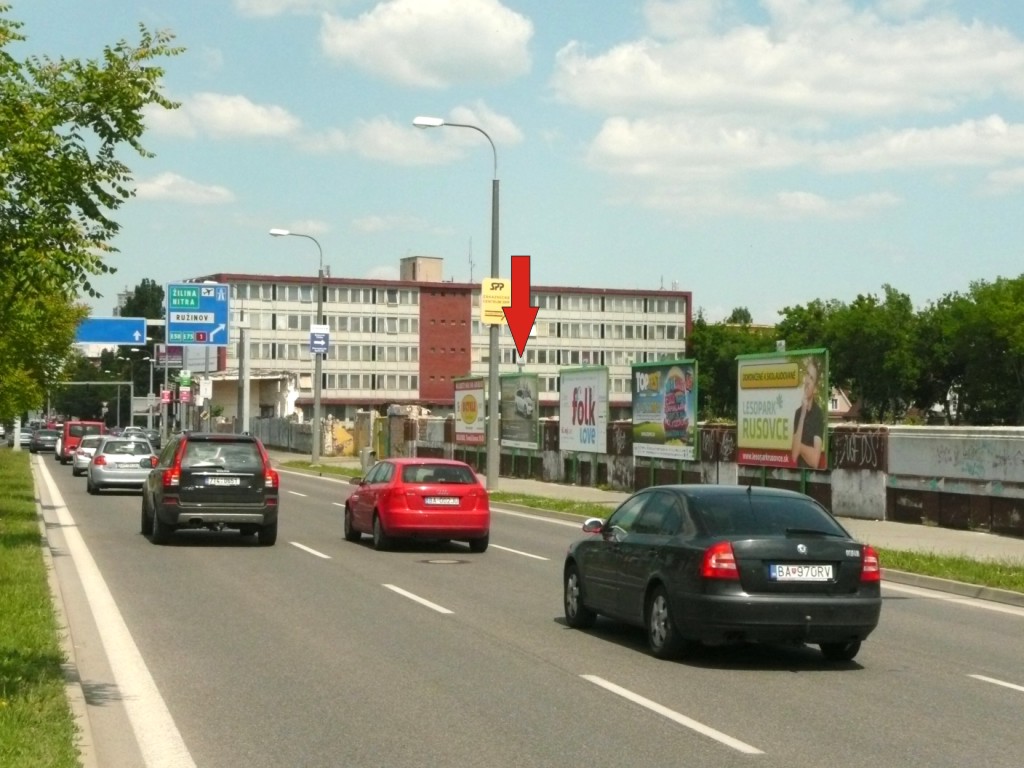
left=3, top=453, right=1020, bottom=766
left=0, top=450, right=80, bottom=768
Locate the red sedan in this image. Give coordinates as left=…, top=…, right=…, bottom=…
left=344, top=458, right=490, bottom=552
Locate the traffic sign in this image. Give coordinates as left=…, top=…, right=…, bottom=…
left=310, top=324, right=330, bottom=355
left=480, top=279, right=511, bottom=326
left=75, top=316, right=147, bottom=345
left=166, top=282, right=230, bottom=347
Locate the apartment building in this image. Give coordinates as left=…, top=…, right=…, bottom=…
left=195, top=257, right=691, bottom=422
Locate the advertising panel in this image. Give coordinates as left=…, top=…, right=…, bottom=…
left=499, top=373, right=539, bottom=450
left=558, top=367, right=609, bottom=453
left=631, top=360, right=698, bottom=461
left=736, top=349, right=829, bottom=469
left=454, top=377, right=486, bottom=446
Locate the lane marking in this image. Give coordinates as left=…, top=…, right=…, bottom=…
left=883, top=582, right=1024, bottom=617
left=38, top=458, right=197, bottom=768
left=969, top=674, right=1024, bottom=693
left=383, top=584, right=453, bottom=614
left=290, top=542, right=331, bottom=559
left=491, top=544, right=549, bottom=561
left=491, top=506, right=585, bottom=528
left=332, top=502, right=345, bottom=508
left=581, top=675, right=763, bottom=755
left=287, top=490, right=308, bottom=497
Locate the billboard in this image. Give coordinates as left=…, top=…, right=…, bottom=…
left=454, top=377, right=486, bottom=446
left=558, top=367, right=609, bottom=453
left=736, top=349, right=829, bottom=470
left=499, top=372, right=539, bottom=450
left=631, top=360, right=698, bottom=461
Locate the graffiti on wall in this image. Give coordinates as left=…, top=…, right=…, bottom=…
left=831, top=429, right=886, bottom=471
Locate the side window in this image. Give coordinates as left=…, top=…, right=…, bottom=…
left=376, top=463, right=395, bottom=483
left=606, top=493, right=650, bottom=537
left=632, top=492, right=680, bottom=536
left=158, top=438, right=179, bottom=467
left=363, top=463, right=385, bottom=484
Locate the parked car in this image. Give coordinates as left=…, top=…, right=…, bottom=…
left=57, top=420, right=106, bottom=464
left=514, top=387, right=534, bottom=418
left=344, top=458, right=490, bottom=552
left=562, top=485, right=882, bottom=662
left=86, top=437, right=157, bottom=494
left=72, top=435, right=108, bottom=477
left=141, top=432, right=279, bottom=546
left=29, top=428, right=60, bottom=453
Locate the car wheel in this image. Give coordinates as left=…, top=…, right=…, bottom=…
left=86, top=479, right=98, bottom=495
left=257, top=521, right=278, bottom=547
left=646, top=585, right=687, bottom=659
left=819, top=640, right=861, bottom=662
left=468, top=533, right=489, bottom=553
left=343, top=507, right=361, bottom=542
left=564, top=563, right=597, bottom=629
left=372, top=514, right=390, bottom=551
left=71, top=467, right=80, bottom=477
left=140, top=497, right=153, bottom=536
left=151, top=508, right=173, bottom=545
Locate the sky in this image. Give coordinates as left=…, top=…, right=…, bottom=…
left=12, top=0, right=1024, bottom=324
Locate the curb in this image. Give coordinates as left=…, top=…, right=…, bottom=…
left=881, top=568, right=1024, bottom=608
left=37, top=511, right=98, bottom=768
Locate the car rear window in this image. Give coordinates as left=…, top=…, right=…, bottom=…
left=102, top=440, right=152, bottom=456
left=401, top=464, right=477, bottom=484
left=182, top=440, right=262, bottom=470
left=690, top=493, right=847, bottom=538
left=69, top=424, right=103, bottom=438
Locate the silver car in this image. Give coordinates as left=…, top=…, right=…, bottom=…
left=72, top=435, right=107, bottom=477
left=86, top=437, right=157, bottom=494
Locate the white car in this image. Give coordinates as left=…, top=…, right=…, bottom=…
left=72, top=435, right=107, bottom=477
left=514, top=387, right=534, bottom=417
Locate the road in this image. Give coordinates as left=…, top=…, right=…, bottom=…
left=36, top=456, right=1024, bottom=768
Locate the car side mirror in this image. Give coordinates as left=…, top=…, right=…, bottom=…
left=349, top=476, right=364, bottom=485
left=582, top=517, right=605, bottom=534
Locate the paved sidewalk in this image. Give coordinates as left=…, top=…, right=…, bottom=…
left=270, top=450, right=1024, bottom=605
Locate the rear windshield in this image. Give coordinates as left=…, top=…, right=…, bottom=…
left=690, top=493, right=847, bottom=538
left=401, top=464, right=477, bottom=484
left=69, top=424, right=103, bottom=438
left=182, top=441, right=262, bottom=471
left=101, top=440, right=152, bottom=456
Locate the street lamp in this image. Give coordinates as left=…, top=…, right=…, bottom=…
left=413, top=115, right=501, bottom=490
left=270, top=228, right=324, bottom=464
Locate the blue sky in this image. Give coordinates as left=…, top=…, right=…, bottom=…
left=13, top=0, right=1024, bottom=324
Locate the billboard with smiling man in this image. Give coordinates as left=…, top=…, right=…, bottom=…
left=736, top=349, right=829, bottom=470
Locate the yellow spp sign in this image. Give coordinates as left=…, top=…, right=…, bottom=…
left=480, top=279, right=511, bottom=326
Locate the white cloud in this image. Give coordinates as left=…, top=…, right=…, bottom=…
left=320, top=0, right=532, bottom=87
left=145, top=94, right=301, bottom=139
left=351, top=214, right=428, bottom=233
left=135, top=173, right=235, bottom=204
left=552, top=2, right=1024, bottom=118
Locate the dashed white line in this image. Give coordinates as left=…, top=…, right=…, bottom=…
left=581, top=675, right=763, bottom=755
left=383, top=584, right=453, bottom=614
left=287, top=490, right=308, bottom=497
left=491, top=544, right=549, bottom=560
left=969, top=674, right=1024, bottom=693
left=290, top=542, right=331, bottom=559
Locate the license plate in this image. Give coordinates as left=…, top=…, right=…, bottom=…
left=769, top=564, right=833, bottom=581
left=207, top=476, right=241, bottom=486
left=425, top=496, right=459, bottom=506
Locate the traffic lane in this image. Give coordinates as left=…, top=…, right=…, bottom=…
left=50, top=476, right=759, bottom=766
left=49, top=465, right=1024, bottom=766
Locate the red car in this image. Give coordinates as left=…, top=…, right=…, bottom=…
left=344, top=458, right=490, bottom=552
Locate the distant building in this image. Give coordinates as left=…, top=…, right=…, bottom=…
left=191, top=257, right=692, bottom=423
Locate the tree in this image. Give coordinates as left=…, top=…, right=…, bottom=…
left=0, top=8, right=181, bottom=423
left=725, top=306, right=753, bottom=325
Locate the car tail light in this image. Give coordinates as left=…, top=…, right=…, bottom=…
left=860, top=545, right=881, bottom=582
left=701, top=541, right=740, bottom=580
left=93, top=455, right=107, bottom=466
left=264, top=466, right=279, bottom=489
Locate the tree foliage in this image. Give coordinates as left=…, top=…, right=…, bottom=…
left=0, top=7, right=180, bottom=422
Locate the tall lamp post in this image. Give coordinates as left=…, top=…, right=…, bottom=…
left=413, top=115, right=501, bottom=490
left=270, top=228, right=324, bottom=464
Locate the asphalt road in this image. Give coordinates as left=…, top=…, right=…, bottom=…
left=35, top=455, right=1024, bottom=768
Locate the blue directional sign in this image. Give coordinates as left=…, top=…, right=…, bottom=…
left=75, top=316, right=147, bottom=345
left=166, top=282, right=230, bottom=347
left=310, top=324, right=330, bottom=355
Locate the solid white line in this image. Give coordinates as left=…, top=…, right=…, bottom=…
left=38, top=458, right=197, bottom=768
left=581, top=675, right=763, bottom=755
left=883, top=582, right=1024, bottom=617
left=290, top=542, right=331, bottom=559
left=491, top=544, right=549, bottom=561
left=491, top=506, right=585, bottom=528
left=287, top=490, right=308, bottom=497
left=383, top=584, right=454, bottom=614
left=332, top=502, right=345, bottom=508
left=969, top=674, right=1024, bottom=693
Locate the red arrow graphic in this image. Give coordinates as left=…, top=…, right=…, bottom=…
left=502, top=255, right=539, bottom=357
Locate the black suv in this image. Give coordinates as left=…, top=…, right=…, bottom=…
left=141, top=432, right=280, bottom=545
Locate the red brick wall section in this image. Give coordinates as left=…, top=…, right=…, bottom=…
left=419, top=288, right=473, bottom=403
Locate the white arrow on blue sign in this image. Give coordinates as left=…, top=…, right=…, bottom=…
left=75, top=316, right=147, bottom=345
left=310, top=323, right=330, bottom=354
